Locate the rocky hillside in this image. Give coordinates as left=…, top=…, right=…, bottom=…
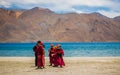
left=0, top=7, right=120, bottom=42
left=113, top=16, right=120, bottom=23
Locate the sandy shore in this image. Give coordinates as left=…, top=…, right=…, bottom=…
left=0, top=57, right=120, bottom=75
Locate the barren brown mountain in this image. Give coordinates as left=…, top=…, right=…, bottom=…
left=113, top=16, right=120, bottom=23
left=0, top=7, right=120, bottom=42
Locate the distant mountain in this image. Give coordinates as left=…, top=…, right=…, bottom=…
left=0, top=7, right=120, bottom=42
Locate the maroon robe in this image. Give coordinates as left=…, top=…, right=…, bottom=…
left=36, top=45, right=45, bottom=68
left=54, top=48, right=65, bottom=67
left=48, top=47, right=55, bottom=65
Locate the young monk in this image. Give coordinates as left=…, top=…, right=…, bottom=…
left=36, top=42, right=45, bottom=69
left=48, top=44, right=55, bottom=66
left=33, top=41, right=45, bottom=66
left=54, top=44, right=65, bottom=68
left=33, top=41, right=40, bottom=66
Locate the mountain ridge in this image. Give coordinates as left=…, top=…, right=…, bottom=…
left=0, top=7, right=120, bottom=42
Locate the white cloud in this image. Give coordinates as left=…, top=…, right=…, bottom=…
left=66, top=0, right=109, bottom=7
left=0, top=0, right=11, bottom=8
left=0, top=0, right=120, bottom=17
left=98, top=10, right=120, bottom=18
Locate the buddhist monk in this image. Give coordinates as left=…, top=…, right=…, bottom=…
left=48, top=44, right=55, bottom=66
left=54, top=44, right=65, bottom=68
left=38, top=41, right=45, bottom=48
left=36, top=42, right=45, bottom=69
left=33, top=41, right=40, bottom=66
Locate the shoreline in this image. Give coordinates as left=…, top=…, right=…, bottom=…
left=0, top=57, right=120, bottom=62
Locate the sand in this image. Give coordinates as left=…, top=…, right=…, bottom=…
left=0, top=57, right=120, bottom=75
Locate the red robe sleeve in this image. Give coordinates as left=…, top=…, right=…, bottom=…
left=36, top=45, right=44, bottom=55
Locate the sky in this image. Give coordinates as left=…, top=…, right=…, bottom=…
left=0, top=0, right=120, bottom=18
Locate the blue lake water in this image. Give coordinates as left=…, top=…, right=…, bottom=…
left=0, top=42, right=120, bottom=57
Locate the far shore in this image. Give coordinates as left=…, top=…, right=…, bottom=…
left=0, top=57, right=120, bottom=75
left=0, top=56, right=120, bottom=61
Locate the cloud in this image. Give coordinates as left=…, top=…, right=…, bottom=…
left=0, top=0, right=120, bottom=17
left=98, top=10, right=120, bottom=18
left=0, top=0, right=11, bottom=8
